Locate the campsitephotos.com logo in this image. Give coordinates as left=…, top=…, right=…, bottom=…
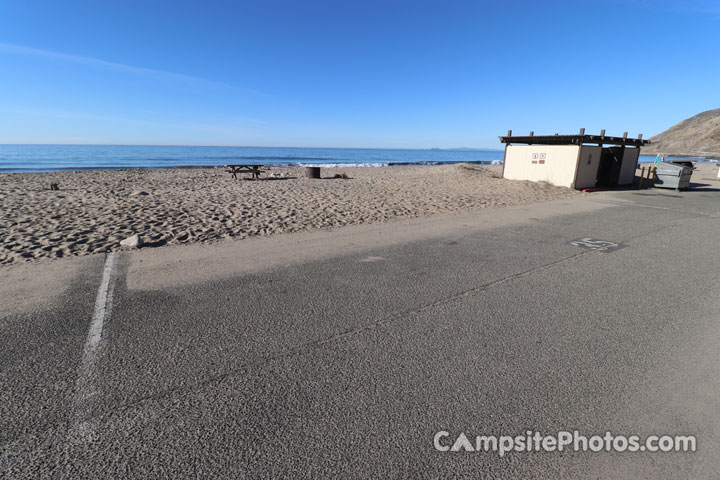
left=434, top=430, right=697, bottom=457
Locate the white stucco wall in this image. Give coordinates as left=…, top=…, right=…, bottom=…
left=503, top=144, right=580, bottom=188
left=618, top=148, right=639, bottom=185
left=574, top=146, right=602, bottom=190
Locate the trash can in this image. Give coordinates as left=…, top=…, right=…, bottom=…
left=305, top=167, right=321, bottom=179
left=654, top=161, right=693, bottom=190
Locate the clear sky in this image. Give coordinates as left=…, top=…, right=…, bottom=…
left=0, top=0, right=718, bottom=148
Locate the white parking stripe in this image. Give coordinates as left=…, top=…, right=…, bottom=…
left=86, top=252, right=116, bottom=357
left=67, top=252, right=116, bottom=443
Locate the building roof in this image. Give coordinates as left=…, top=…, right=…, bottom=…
left=499, top=133, right=649, bottom=147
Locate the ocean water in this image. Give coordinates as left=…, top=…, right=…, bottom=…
left=0, top=145, right=506, bottom=173
left=0, top=145, right=714, bottom=173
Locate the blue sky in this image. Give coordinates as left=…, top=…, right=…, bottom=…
left=0, top=0, right=718, bottom=148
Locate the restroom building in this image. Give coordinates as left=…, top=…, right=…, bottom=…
left=499, top=129, right=649, bottom=190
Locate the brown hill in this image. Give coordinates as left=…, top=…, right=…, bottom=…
left=644, top=108, right=720, bottom=159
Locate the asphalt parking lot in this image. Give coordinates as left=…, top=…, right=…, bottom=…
left=2, top=185, right=720, bottom=478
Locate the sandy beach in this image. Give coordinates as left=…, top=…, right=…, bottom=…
left=0, top=164, right=587, bottom=264
left=3, top=162, right=717, bottom=265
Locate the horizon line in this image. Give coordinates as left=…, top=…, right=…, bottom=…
left=0, top=143, right=504, bottom=151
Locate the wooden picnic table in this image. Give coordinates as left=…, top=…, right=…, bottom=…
left=226, top=164, right=267, bottom=180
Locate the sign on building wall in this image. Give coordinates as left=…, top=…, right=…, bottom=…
left=531, top=153, right=547, bottom=165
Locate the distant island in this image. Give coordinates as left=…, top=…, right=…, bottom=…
left=644, top=108, right=720, bottom=159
